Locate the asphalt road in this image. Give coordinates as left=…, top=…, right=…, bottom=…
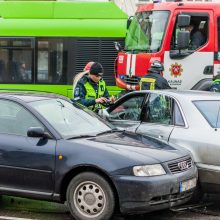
left=0, top=195, right=220, bottom=220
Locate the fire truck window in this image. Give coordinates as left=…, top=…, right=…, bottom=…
left=125, top=11, right=169, bottom=52
left=171, top=15, right=208, bottom=51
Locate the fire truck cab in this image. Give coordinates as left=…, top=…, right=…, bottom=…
left=115, top=2, right=220, bottom=90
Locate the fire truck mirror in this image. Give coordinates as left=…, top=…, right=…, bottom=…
left=127, top=16, right=133, bottom=29
left=114, top=42, right=122, bottom=52
left=177, top=14, right=191, bottom=28
left=177, top=30, right=190, bottom=50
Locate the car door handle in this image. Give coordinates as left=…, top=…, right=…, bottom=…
left=158, top=135, right=163, bottom=139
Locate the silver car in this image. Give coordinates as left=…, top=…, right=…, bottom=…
left=100, top=90, right=220, bottom=195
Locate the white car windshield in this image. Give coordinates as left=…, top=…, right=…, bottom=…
left=30, top=99, right=112, bottom=138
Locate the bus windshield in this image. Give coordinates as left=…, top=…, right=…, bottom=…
left=125, top=11, right=169, bottom=52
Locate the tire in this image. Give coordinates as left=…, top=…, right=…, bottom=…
left=66, top=172, right=115, bottom=220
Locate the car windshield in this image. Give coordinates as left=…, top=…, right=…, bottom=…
left=194, top=100, right=220, bottom=128
left=29, top=98, right=113, bottom=138
left=125, top=11, right=169, bottom=52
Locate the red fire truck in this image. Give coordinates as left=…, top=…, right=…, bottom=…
left=115, top=1, right=220, bottom=90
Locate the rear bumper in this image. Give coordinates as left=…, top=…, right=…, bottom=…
left=197, top=165, right=220, bottom=193
left=112, top=166, right=197, bottom=214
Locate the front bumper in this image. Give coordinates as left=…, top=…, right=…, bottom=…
left=112, top=165, right=197, bottom=214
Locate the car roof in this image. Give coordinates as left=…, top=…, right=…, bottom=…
left=138, top=90, right=220, bottom=101
left=0, top=92, right=68, bottom=103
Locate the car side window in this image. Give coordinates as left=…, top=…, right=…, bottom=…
left=194, top=100, right=220, bottom=128
left=0, top=100, right=44, bottom=136
left=108, top=95, right=145, bottom=121
left=143, top=93, right=172, bottom=125
left=174, top=101, right=185, bottom=126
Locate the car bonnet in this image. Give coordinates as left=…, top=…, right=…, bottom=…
left=70, top=131, right=189, bottom=164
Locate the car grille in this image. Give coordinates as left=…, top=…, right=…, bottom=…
left=168, top=157, right=193, bottom=174
left=124, top=75, right=139, bottom=85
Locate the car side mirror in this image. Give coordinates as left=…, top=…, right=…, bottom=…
left=170, top=31, right=191, bottom=59
left=177, top=30, right=190, bottom=50
left=177, top=14, right=190, bottom=28
left=127, top=16, right=133, bottom=29
left=27, top=127, right=51, bottom=139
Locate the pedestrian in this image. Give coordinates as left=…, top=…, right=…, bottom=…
left=72, top=61, right=94, bottom=95
left=185, top=22, right=206, bottom=49
left=209, top=73, right=220, bottom=92
left=140, top=60, right=171, bottom=90
left=73, top=62, right=115, bottom=111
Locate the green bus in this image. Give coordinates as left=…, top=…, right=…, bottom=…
left=0, top=0, right=127, bottom=97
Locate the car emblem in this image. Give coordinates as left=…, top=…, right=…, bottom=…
left=178, top=161, right=189, bottom=171
left=169, top=62, right=183, bottom=78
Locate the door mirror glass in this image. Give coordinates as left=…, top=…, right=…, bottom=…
left=177, top=14, right=190, bottom=28
left=27, top=127, right=45, bottom=138
left=27, top=127, right=51, bottom=139
left=177, top=30, right=190, bottom=50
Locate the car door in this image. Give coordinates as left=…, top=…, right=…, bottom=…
left=136, top=93, right=175, bottom=142
left=164, top=11, right=213, bottom=90
left=106, top=93, right=147, bottom=129
left=0, top=99, right=56, bottom=195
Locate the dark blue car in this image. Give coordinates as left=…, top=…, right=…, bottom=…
left=0, top=93, right=197, bottom=220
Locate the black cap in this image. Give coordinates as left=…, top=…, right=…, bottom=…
left=90, top=62, right=104, bottom=76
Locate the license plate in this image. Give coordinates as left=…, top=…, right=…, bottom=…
left=180, top=178, right=197, bottom=192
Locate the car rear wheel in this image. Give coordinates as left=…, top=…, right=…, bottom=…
left=66, top=172, right=115, bottom=220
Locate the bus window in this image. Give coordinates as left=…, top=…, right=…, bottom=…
left=37, top=39, right=65, bottom=84
left=0, top=38, right=33, bottom=83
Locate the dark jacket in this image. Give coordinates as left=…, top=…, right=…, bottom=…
left=141, top=72, right=171, bottom=90
left=210, top=74, right=220, bottom=92
left=190, top=30, right=206, bottom=49
left=73, top=75, right=109, bottom=107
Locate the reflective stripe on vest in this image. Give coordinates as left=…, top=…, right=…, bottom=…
left=140, top=77, right=156, bottom=90
left=84, top=80, right=106, bottom=110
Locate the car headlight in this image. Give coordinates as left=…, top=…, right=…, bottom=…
left=133, top=164, right=166, bottom=177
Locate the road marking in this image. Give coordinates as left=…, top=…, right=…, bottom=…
left=0, top=217, right=37, bottom=220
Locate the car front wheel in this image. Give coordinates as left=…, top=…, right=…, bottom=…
left=66, top=172, right=115, bottom=220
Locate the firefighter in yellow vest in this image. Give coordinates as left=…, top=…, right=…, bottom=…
left=140, top=60, right=171, bottom=90
left=73, top=62, right=115, bottom=111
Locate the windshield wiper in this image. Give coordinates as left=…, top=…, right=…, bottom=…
left=67, top=135, right=96, bottom=140
left=57, top=100, right=65, bottom=107
left=96, top=129, right=122, bottom=136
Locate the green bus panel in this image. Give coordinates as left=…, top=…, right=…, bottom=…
left=0, top=19, right=126, bottom=37
left=0, top=84, right=122, bottom=98
left=0, top=1, right=127, bottom=19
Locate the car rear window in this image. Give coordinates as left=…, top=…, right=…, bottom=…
left=194, top=101, right=220, bottom=128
